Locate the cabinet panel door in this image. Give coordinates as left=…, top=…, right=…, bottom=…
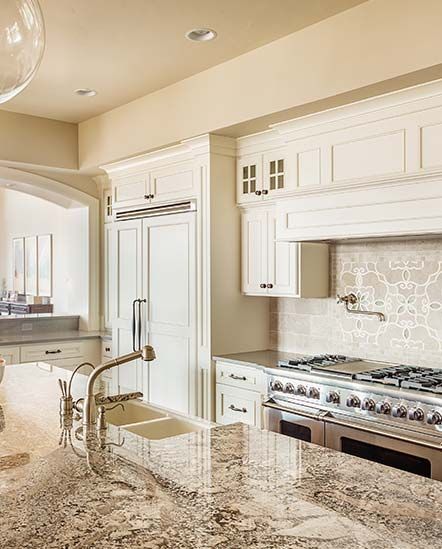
left=150, top=162, right=196, bottom=203
left=267, top=210, right=299, bottom=297
left=241, top=209, right=268, bottom=295
left=112, top=220, right=143, bottom=393
left=112, top=173, right=148, bottom=209
left=143, top=212, right=197, bottom=415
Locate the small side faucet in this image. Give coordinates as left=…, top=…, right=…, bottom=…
left=337, top=293, right=386, bottom=322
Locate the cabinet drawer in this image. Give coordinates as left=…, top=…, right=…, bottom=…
left=216, top=384, right=262, bottom=428
left=0, top=346, right=20, bottom=365
left=21, top=341, right=84, bottom=363
left=216, top=361, right=264, bottom=391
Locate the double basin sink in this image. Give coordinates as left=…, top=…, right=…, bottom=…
left=104, top=399, right=210, bottom=441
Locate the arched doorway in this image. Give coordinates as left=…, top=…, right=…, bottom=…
left=0, top=167, right=99, bottom=330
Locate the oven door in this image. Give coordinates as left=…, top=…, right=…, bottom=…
left=325, top=415, right=442, bottom=481
left=262, top=399, right=326, bottom=445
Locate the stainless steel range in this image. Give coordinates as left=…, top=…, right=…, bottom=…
left=263, top=354, right=442, bottom=481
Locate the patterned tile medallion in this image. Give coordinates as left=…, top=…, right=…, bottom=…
left=271, top=239, right=442, bottom=367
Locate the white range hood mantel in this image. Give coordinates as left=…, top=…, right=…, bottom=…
left=238, top=78, right=442, bottom=242
left=276, top=171, right=442, bottom=241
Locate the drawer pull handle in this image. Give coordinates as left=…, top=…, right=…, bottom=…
left=229, top=404, right=247, bottom=413
left=45, top=349, right=62, bottom=355
left=229, top=374, right=246, bottom=381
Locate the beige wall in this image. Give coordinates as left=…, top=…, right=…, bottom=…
left=0, top=110, right=78, bottom=170
left=79, top=0, right=442, bottom=168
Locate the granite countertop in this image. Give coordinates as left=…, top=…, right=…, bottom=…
left=213, top=349, right=300, bottom=370
left=1, top=363, right=441, bottom=548
left=0, top=314, right=80, bottom=321
left=0, top=330, right=105, bottom=346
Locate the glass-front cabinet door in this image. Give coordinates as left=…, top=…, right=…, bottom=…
left=263, top=149, right=290, bottom=197
left=237, top=154, right=263, bottom=204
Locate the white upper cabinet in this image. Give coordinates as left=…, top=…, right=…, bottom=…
left=237, top=81, right=442, bottom=240
left=237, top=150, right=292, bottom=204
left=112, top=161, right=198, bottom=210
left=241, top=208, right=268, bottom=295
left=241, top=207, right=329, bottom=298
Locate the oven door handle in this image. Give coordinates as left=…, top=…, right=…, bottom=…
left=262, top=400, right=330, bottom=421
left=323, top=414, right=442, bottom=452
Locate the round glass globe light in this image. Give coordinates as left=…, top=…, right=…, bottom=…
left=0, top=0, right=45, bottom=104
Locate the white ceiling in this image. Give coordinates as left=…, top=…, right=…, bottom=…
left=0, top=0, right=366, bottom=123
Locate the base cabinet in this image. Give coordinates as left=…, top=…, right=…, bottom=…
left=215, top=361, right=265, bottom=428
left=0, top=339, right=100, bottom=369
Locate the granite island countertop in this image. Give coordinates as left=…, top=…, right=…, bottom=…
left=1, top=363, right=441, bottom=548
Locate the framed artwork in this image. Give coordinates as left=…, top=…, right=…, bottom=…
left=37, top=234, right=52, bottom=297
left=25, top=236, right=37, bottom=296
left=12, top=238, right=25, bottom=294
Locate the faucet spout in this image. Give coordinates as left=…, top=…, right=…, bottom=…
left=82, top=345, right=156, bottom=429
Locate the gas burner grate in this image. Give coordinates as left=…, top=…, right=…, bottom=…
left=279, top=354, right=358, bottom=372
left=355, top=365, right=442, bottom=393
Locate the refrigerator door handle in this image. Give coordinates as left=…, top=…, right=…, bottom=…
left=138, top=299, right=147, bottom=351
left=132, top=298, right=139, bottom=352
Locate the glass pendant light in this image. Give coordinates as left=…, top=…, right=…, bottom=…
left=0, top=0, right=45, bottom=104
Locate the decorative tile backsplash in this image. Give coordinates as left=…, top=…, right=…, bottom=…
left=270, top=239, right=442, bottom=367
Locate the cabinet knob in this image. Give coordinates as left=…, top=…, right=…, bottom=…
left=150, top=194, right=154, bottom=199
left=144, top=194, right=150, bottom=200
left=255, top=190, right=262, bottom=196
left=262, top=189, right=269, bottom=195
left=266, top=283, right=273, bottom=289
left=260, top=283, right=267, bottom=289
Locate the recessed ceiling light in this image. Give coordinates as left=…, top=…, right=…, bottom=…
left=75, top=88, right=97, bottom=97
left=185, top=28, right=217, bottom=42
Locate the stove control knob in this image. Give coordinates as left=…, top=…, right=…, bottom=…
left=346, top=395, right=361, bottom=408
left=361, top=398, right=375, bottom=411
left=426, top=410, right=442, bottom=425
left=391, top=404, right=407, bottom=418
left=408, top=407, right=425, bottom=422
left=307, top=387, right=320, bottom=400
left=375, top=401, right=391, bottom=415
left=325, top=391, right=340, bottom=404
left=271, top=380, right=284, bottom=392
left=284, top=383, right=295, bottom=394
left=296, top=385, right=307, bottom=396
